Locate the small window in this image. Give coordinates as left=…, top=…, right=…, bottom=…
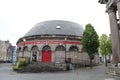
left=56, top=26, right=61, bottom=29
left=56, top=45, right=65, bottom=51
left=69, top=46, right=78, bottom=52
left=42, top=45, right=51, bottom=51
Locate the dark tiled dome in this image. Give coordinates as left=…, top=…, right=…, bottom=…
left=24, top=20, right=84, bottom=37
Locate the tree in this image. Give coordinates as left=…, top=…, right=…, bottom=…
left=99, top=34, right=112, bottom=66
left=106, top=37, right=112, bottom=61
left=82, top=23, right=99, bottom=67
left=99, top=34, right=108, bottom=66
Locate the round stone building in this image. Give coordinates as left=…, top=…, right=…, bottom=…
left=16, top=20, right=98, bottom=67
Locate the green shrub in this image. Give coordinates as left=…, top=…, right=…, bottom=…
left=13, top=62, right=21, bottom=70
left=13, top=58, right=29, bottom=71
left=17, top=62, right=65, bottom=73
left=18, top=58, right=28, bottom=66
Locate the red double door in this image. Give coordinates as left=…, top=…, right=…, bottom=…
left=42, top=50, right=52, bottom=63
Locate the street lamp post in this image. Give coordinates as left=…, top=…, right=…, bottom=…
left=65, top=37, right=70, bottom=70
left=64, top=37, right=67, bottom=63
left=22, top=38, right=26, bottom=58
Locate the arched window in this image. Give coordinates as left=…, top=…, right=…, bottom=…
left=42, top=45, right=51, bottom=51
left=31, top=46, right=38, bottom=52
left=55, top=45, right=65, bottom=51
left=69, top=46, right=78, bottom=52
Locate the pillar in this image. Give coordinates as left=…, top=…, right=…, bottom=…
left=107, top=7, right=120, bottom=64
left=117, top=0, right=120, bottom=23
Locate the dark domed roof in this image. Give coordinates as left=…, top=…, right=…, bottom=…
left=24, top=20, right=84, bottom=37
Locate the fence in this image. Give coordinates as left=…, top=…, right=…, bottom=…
left=55, top=57, right=90, bottom=64
left=55, top=57, right=91, bottom=68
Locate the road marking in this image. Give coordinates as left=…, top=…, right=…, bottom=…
left=104, top=78, right=115, bottom=80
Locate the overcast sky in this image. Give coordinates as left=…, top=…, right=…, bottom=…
left=0, top=0, right=110, bottom=46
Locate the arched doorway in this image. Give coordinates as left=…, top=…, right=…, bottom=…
left=55, top=45, right=65, bottom=63
left=31, top=46, right=38, bottom=62
left=23, top=46, right=28, bottom=57
left=18, top=47, right=22, bottom=57
left=42, top=45, right=51, bottom=63
left=69, top=46, right=79, bottom=63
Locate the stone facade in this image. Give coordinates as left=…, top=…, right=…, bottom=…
left=16, top=20, right=99, bottom=67
left=0, top=40, right=14, bottom=62
left=99, top=0, right=120, bottom=64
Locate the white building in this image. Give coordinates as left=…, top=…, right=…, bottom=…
left=0, top=40, right=14, bottom=62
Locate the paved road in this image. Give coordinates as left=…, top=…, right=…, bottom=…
left=0, top=63, right=120, bottom=80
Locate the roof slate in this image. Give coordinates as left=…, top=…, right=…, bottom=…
left=24, top=20, right=84, bottom=37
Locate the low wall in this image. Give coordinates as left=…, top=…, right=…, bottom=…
left=108, top=66, right=120, bottom=76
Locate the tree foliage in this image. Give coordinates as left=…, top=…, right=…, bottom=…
left=99, top=34, right=112, bottom=56
left=82, top=23, right=99, bottom=67
left=99, top=34, right=112, bottom=66
left=99, top=34, right=108, bottom=56
left=106, top=37, right=112, bottom=55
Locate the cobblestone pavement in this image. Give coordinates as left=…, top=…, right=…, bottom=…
left=0, top=63, right=120, bottom=80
